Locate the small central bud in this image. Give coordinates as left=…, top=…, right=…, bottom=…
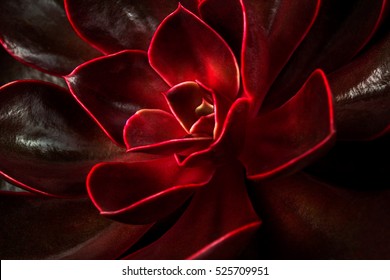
left=195, top=99, right=214, bottom=117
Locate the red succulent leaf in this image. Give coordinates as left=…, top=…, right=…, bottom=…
left=199, top=0, right=244, bottom=59
left=125, top=162, right=261, bottom=260
left=65, top=50, right=170, bottom=146
left=124, top=109, right=187, bottom=149
left=124, top=108, right=212, bottom=156
left=0, top=194, right=152, bottom=259
left=165, top=81, right=213, bottom=133
left=263, top=0, right=388, bottom=110
left=250, top=172, right=390, bottom=259
left=0, top=0, right=101, bottom=75
left=180, top=98, right=250, bottom=166
left=190, top=114, right=215, bottom=136
left=0, top=46, right=66, bottom=88
left=241, top=0, right=320, bottom=107
left=241, top=69, right=335, bottom=180
left=149, top=5, right=240, bottom=101
left=0, top=80, right=124, bottom=197
left=87, top=155, right=215, bottom=224
left=64, top=0, right=197, bottom=54
left=329, top=31, right=390, bottom=140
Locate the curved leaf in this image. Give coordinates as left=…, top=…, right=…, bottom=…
left=199, top=0, right=244, bottom=59
left=182, top=98, right=250, bottom=166
left=241, top=0, right=320, bottom=107
left=0, top=0, right=101, bottom=75
left=0, top=194, right=151, bottom=259
left=329, top=30, right=390, bottom=140
left=250, top=172, right=390, bottom=259
left=241, top=70, right=335, bottom=180
left=64, top=0, right=198, bottom=54
left=0, top=80, right=123, bottom=197
left=149, top=5, right=239, bottom=101
left=87, top=155, right=215, bottom=224
left=0, top=46, right=66, bottom=88
left=65, top=50, right=169, bottom=145
left=263, top=0, right=388, bottom=110
left=125, top=161, right=261, bottom=259
left=165, top=81, right=213, bottom=133
left=124, top=109, right=187, bottom=149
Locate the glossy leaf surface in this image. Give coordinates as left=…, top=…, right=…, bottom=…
left=149, top=5, right=239, bottom=101
left=0, top=195, right=151, bottom=259
left=329, top=30, right=390, bottom=140
left=0, top=0, right=100, bottom=75
left=65, top=0, right=199, bottom=54
left=250, top=172, right=390, bottom=259
left=0, top=81, right=122, bottom=196
left=263, top=0, right=388, bottom=110
left=241, top=70, right=335, bottom=179
left=87, top=155, right=215, bottom=224
left=66, top=50, right=169, bottom=145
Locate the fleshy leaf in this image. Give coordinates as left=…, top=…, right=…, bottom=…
left=241, top=0, right=320, bottom=107
left=250, top=172, right=390, bottom=259
left=329, top=31, right=390, bottom=140
left=165, top=81, right=213, bottom=133
left=125, top=161, right=261, bottom=259
left=0, top=46, right=66, bottom=88
left=182, top=98, right=250, bottom=166
left=0, top=80, right=123, bottom=197
left=65, top=50, right=169, bottom=145
left=64, top=0, right=199, bottom=54
left=87, top=155, right=215, bottom=224
left=190, top=114, right=215, bottom=136
left=199, top=0, right=244, bottom=58
left=241, top=70, right=335, bottom=180
left=124, top=109, right=187, bottom=149
left=0, top=0, right=101, bottom=75
left=149, top=5, right=240, bottom=101
left=263, top=0, right=388, bottom=110
left=124, top=108, right=212, bottom=157
left=0, top=195, right=151, bottom=259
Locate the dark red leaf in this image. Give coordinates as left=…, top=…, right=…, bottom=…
left=0, top=194, right=151, bottom=259
left=250, top=172, right=390, bottom=259
left=0, top=46, right=66, bottom=88
left=149, top=5, right=239, bottom=101
left=241, top=70, right=335, bottom=180
left=124, top=109, right=187, bottom=149
left=263, top=0, right=388, bottom=110
left=241, top=0, right=320, bottom=108
left=125, top=161, right=261, bottom=259
left=87, top=155, right=215, bottom=224
left=0, top=80, right=123, bottom=197
left=190, top=114, right=215, bottom=136
left=165, top=81, right=213, bottom=133
left=64, top=0, right=198, bottom=54
left=329, top=30, right=390, bottom=140
left=199, top=0, right=244, bottom=59
left=65, top=50, right=169, bottom=145
left=124, top=108, right=212, bottom=156
left=182, top=98, right=250, bottom=166
left=0, top=0, right=101, bottom=75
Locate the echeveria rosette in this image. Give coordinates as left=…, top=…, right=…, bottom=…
left=0, top=0, right=389, bottom=259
